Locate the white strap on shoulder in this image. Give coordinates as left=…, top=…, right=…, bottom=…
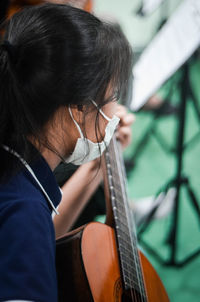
left=2, top=145, right=59, bottom=215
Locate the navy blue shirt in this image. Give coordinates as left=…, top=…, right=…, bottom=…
left=0, top=155, right=62, bottom=302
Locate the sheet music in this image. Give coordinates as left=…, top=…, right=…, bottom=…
left=131, top=0, right=200, bottom=111
left=141, top=0, right=165, bottom=15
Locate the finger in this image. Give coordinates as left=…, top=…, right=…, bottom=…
left=115, top=104, right=127, bottom=118
left=119, top=113, right=135, bottom=127
left=115, top=104, right=135, bottom=125
left=116, top=126, right=132, bottom=148
left=117, top=126, right=132, bottom=139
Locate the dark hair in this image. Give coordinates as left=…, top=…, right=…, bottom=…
left=0, top=0, right=10, bottom=24
left=0, top=3, right=132, bottom=179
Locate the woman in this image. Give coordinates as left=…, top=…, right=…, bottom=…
left=0, top=3, right=132, bottom=301
left=0, top=0, right=135, bottom=236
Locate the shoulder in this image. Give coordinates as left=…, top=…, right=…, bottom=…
left=0, top=201, right=58, bottom=301
left=0, top=171, right=55, bottom=252
left=0, top=167, right=52, bottom=213
left=0, top=172, right=57, bottom=301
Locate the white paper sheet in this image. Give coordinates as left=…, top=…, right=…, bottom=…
left=131, top=0, right=200, bottom=111
left=141, top=0, right=165, bottom=15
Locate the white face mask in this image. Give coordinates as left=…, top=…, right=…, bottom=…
left=65, top=101, right=120, bottom=165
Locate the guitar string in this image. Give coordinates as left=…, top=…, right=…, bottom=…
left=106, top=138, right=137, bottom=302
left=111, top=184, right=146, bottom=295
left=109, top=140, right=140, bottom=302
left=108, top=138, right=147, bottom=302
left=115, top=137, right=148, bottom=302
left=111, top=138, right=142, bottom=302
left=105, top=150, right=136, bottom=302
left=112, top=138, right=146, bottom=302
left=111, top=138, right=141, bottom=302
left=113, top=137, right=147, bottom=302
left=111, top=137, right=147, bottom=301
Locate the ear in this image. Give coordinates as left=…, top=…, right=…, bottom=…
left=70, top=105, right=85, bottom=126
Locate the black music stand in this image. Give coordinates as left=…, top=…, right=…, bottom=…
left=125, top=69, right=180, bottom=175
left=137, top=60, right=200, bottom=267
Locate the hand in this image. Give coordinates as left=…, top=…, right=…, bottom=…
left=115, top=104, right=135, bottom=150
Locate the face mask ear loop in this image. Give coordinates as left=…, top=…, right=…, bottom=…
left=91, top=100, right=112, bottom=122
left=68, top=106, right=84, bottom=139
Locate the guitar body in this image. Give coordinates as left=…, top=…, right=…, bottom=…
left=56, top=222, right=169, bottom=302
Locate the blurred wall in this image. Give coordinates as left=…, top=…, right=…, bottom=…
left=94, top=0, right=183, bottom=49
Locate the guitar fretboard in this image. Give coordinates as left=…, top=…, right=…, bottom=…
left=105, top=137, right=147, bottom=301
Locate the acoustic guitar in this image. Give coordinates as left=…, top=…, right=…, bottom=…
left=56, top=136, right=169, bottom=301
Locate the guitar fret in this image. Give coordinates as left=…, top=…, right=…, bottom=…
left=115, top=220, right=138, bottom=247
left=113, top=208, right=128, bottom=225
left=124, top=275, right=146, bottom=299
left=112, top=205, right=127, bottom=220
left=118, top=239, right=137, bottom=260
left=109, top=165, right=128, bottom=189
left=116, top=227, right=133, bottom=247
left=114, top=212, right=127, bottom=226
left=116, top=221, right=129, bottom=237
left=118, top=247, right=141, bottom=273
left=114, top=221, right=130, bottom=238
left=118, top=240, right=146, bottom=295
left=120, top=256, right=142, bottom=283
left=111, top=192, right=132, bottom=223
left=112, top=198, right=126, bottom=211
left=120, top=253, right=141, bottom=279
left=123, top=271, right=140, bottom=290
left=114, top=206, right=137, bottom=242
left=116, top=229, right=137, bottom=255
left=118, top=241, right=134, bottom=261
left=122, top=267, right=146, bottom=296
left=110, top=184, right=125, bottom=199
left=112, top=177, right=124, bottom=190
left=124, top=276, right=137, bottom=289
left=115, top=208, right=136, bottom=236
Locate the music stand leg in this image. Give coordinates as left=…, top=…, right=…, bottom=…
left=137, top=62, right=200, bottom=267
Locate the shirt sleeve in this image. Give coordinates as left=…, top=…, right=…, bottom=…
left=0, top=198, right=58, bottom=302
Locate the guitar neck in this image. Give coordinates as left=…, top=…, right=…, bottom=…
left=104, top=136, right=147, bottom=299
